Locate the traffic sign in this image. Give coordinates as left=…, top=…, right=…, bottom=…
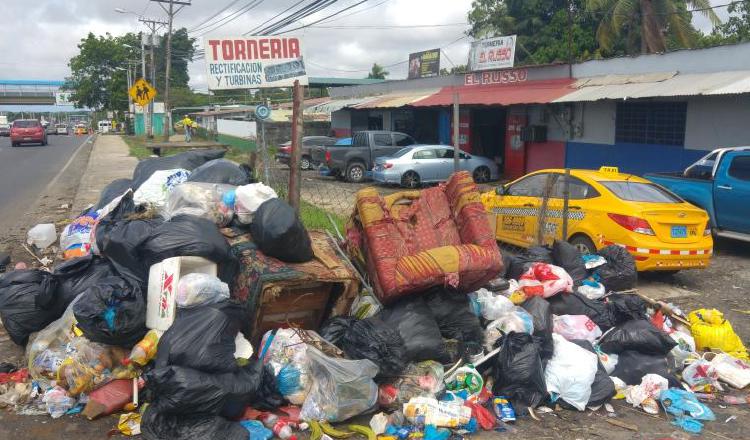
left=129, top=78, right=157, bottom=107
left=255, top=104, right=271, bottom=120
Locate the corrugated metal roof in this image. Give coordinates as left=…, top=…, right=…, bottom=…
left=352, top=90, right=440, bottom=109
left=554, top=70, right=750, bottom=102
left=412, top=79, right=575, bottom=107
left=306, top=96, right=377, bottom=114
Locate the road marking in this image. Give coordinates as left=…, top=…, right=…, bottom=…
left=41, top=133, right=96, bottom=195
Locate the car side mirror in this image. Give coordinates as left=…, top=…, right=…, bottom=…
left=495, top=186, right=507, bottom=196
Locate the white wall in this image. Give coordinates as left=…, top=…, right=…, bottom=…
left=570, top=101, right=616, bottom=145
left=217, top=118, right=256, bottom=139
left=685, top=95, right=750, bottom=150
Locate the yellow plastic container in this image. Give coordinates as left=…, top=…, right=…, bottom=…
left=688, top=309, right=748, bottom=360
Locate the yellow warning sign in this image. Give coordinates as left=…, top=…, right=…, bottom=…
left=129, top=78, right=157, bottom=107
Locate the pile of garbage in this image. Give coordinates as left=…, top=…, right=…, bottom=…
left=1, top=164, right=749, bottom=439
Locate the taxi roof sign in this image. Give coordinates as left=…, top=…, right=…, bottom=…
left=599, top=166, right=620, bottom=174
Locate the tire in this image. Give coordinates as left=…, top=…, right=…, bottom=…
left=401, top=170, right=421, bottom=189
left=41, top=139, right=47, bottom=146
left=569, top=234, right=597, bottom=255
left=346, top=162, right=366, bottom=183
left=473, top=166, right=491, bottom=183
left=11, top=142, right=18, bottom=147
left=300, top=155, right=312, bottom=171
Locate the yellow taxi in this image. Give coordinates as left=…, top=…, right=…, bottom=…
left=481, top=167, right=713, bottom=272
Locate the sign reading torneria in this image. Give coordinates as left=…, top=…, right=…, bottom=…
left=204, top=36, right=309, bottom=90
left=468, top=35, right=517, bottom=72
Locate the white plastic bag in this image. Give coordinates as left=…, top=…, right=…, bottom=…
left=235, top=183, right=278, bottom=224
left=595, top=347, right=619, bottom=374
left=300, top=345, right=379, bottom=422
left=623, top=374, right=668, bottom=414
left=577, top=282, right=606, bottom=300
left=484, top=307, right=534, bottom=350
left=42, top=386, right=76, bottom=418
left=553, top=315, right=603, bottom=343
left=544, top=333, right=598, bottom=411
left=175, top=273, right=230, bottom=308
left=708, top=353, right=750, bottom=389
left=233, top=332, right=254, bottom=359
left=682, top=359, right=722, bottom=390
left=133, top=169, right=190, bottom=208
left=162, top=182, right=235, bottom=226
left=518, top=263, right=574, bottom=298
left=670, top=330, right=698, bottom=368
left=475, top=288, right=514, bottom=321
left=27, top=223, right=57, bottom=249
left=27, top=297, right=81, bottom=383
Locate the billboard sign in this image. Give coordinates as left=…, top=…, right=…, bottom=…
left=55, top=91, right=73, bottom=106
left=408, top=49, right=440, bottom=79
left=468, top=35, right=516, bottom=72
left=204, top=36, right=308, bottom=90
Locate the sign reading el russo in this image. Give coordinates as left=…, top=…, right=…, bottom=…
left=468, top=35, right=517, bottom=72
left=204, top=36, right=308, bottom=90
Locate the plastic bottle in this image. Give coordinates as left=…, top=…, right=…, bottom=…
left=260, top=413, right=298, bottom=440
left=123, top=329, right=162, bottom=366
left=723, top=394, right=750, bottom=405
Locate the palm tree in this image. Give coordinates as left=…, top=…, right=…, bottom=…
left=367, top=63, right=389, bottom=79
left=587, top=0, right=721, bottom=54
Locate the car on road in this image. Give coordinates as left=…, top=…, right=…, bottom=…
left=481, top=166, right=713, bottom=272
left=55, top=124, right=70, bottom=135
left=312, top=130, right=417, bottom=183
left=10, top=119, right=47, bottom=146
left=45, top=123, right=57, bottom=135
left=74, top=124, right=88, bottom=135
left=275, top=136, right=337, bottom=170
left=372, top=145, right=499, bottom=188
left=646, top=147, right=750, bottom=242
left=0, top=124, right=9, bottom=137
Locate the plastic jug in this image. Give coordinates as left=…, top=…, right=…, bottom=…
left=146, top=256, right=217, bottom=331
left=27, top=224, right=57, bottom=249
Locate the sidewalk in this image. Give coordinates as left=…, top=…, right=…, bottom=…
left=71, top=135, right=138, bottom=215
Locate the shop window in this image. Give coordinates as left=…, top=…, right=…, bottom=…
left=615, top=102, right=686, bottom=146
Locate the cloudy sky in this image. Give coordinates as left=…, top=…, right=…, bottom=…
left=0, top=0, right=733, bottom=91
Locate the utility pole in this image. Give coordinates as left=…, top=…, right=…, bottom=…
left=151, top=0, right=191, bottom=141
left=452, top=90, right=460, bottom=172
left=138, top=17, right=168, bottom=138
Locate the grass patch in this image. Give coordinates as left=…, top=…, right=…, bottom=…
left=121, top=135, right=152, bottom=159
left=300, top=201, right=346, bottom=235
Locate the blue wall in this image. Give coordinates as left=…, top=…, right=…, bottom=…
left=565, top=141, right=707, bottom=176
left=438, top=109, right=451, bottom=145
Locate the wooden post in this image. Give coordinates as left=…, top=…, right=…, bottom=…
left=288, top=80, right=304, bottom=211
left=452, top=90, right=460, bottom=171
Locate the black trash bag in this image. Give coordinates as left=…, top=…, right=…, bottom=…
left=547, top=292, right=616, bottom=331
left=319, top=316, right=407, bottom=378
left=141, top=406, right=248, bottom=440
left=506, top=246, right=553, bottom=280
left=156, top=301, right=244, bottom=373
left=95, top=192, right=162, bottom=283
left=606, top=293, right=649, bottom=322
left=52, top=255, right=118, bottom=311
left=520, top=296, right=554, bottom=360
left=377, top=296, right=448, bottom=363
left=504, top=255, right=527, bottom=280
left=595, top=245, right=637, bottom=292
left=141, top=215, right=238, bottom=284
left=94, top=178, right=133, bottom=211
left=0, top=270, right=59, bottom=345
left=187, top=159, right=254, bottom=186
left=611, top=350, right=681, bottom=388
left=569, top=340, right=616, bottom=407
left=598, top=319, right=677, bottom=355
left=73, top=277, right=147, bottom=347
left=551, top=240, right=587, bottom=282
left=146, top=363, right=268, bottom=417
left=491, top=332, right=548, bottom=409
left=132, top=149, right=226, bottom=190
left=424, top=287, right=483, bottom=344
left=249, top=198, right=313, bottom=263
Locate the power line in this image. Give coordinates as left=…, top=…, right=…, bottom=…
left=316, top=0, right=390, bottom=24
left=304, top=22, right=468, bottom=29
left=258, top=0, right=340, bottom=35
left=191, top=0, right=266, bottom=37
left=188, top=0, right=244, bottom=31
left=244, top=0, right=308, bottom=35
left=276, top=0, right=371, bottom=35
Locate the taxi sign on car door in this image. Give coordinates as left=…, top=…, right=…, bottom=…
left=129, top=78, right=157, bottom=107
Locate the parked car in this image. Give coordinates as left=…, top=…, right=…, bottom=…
left=482, top=166, right=713, bottom=272
left=55, top=123, right=70, bottom=135
left=645, top=147, right=750, bottom=242
left=0, top=124, right=10, bottom=137
left=372, top=145, right=499, bottom=188
left=10, top=119, right=47, bottom=146
left=311, top=130, right=417, bottom=183
left=275, top=136, right=337, bottom=170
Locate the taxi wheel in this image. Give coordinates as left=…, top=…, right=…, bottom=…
left=569, top=235, right=596, bottom=255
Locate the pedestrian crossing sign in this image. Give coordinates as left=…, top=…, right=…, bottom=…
left=129, top=78, right=157, bottom=107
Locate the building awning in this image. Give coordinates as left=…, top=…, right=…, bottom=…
left=411, top=78, right=575, bottom=107
left=306, top=96, right=377, bottom=114
left=554, top=70, right=750, bottom=102
left=351, top=90, right=440, bottom=109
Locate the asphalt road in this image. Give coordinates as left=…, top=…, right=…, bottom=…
left=0, top=133, right=90, bottom=232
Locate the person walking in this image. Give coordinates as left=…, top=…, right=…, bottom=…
left=180, top=114, right=193, bottom=142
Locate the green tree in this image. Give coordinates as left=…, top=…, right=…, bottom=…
left=67, top=32, right=140, bottom=110
left=440, top=65, right=468, bottom=75
left=154, top=28, right=196, bottom=91
left=468, top=0, right=606, bottom=64
left=711, top=0, right=750, bottom=43
left=588, top=0, right=721, bottom=54
left=367, top=63, right=389, bottom=79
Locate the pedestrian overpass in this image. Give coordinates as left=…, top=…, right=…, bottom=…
left=0, top=79, right=66, bottom=105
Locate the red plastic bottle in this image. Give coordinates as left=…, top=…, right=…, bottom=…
left=260, top=413, right=298, bottom=440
